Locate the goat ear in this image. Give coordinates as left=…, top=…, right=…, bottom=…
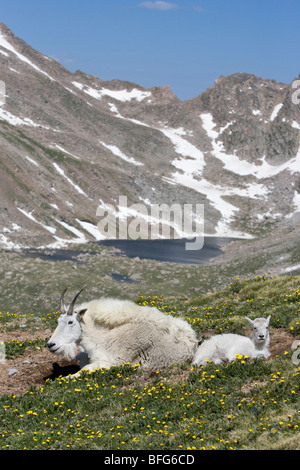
left=77, top=308, right=87, bottom=320
left=245, top=316, right=254, bottom=326
left=266, top=315, right=271, bottom=326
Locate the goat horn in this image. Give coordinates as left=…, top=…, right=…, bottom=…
left=59, top=288, right=68, bottom=314
left=67, top=289, right=84, bottom=316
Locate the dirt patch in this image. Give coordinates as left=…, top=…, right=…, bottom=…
left=269, top=328, right=297, bottom=357
left=0, top=330, right=80, bottom=396
left=0, top=348, right=80, bottom=396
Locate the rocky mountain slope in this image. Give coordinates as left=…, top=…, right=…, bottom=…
left=0, top=23, right=299, bottom=251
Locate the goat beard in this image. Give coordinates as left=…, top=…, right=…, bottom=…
left=54, top=342, right=78, bottom=361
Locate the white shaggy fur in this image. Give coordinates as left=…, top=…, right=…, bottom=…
left=192, top=316, right=271, bottom=366
left=48, top=296, right=198, bottom=373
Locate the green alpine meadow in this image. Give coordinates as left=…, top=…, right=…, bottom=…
left=1, top=275, right=299, bottom=450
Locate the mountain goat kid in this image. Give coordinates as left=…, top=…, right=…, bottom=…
left=192, top=315, right=271, bottom=366
left=47, top=289, right=198, bottom=374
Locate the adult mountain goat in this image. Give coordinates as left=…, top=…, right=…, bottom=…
left=47, top=289, right=198, bottom=373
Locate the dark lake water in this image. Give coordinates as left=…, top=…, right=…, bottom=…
left=99, top=237, right=237, bottom=265
left=23, top=237, right=238, bottom=266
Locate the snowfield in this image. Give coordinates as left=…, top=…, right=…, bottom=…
left=160, top=126, right=206, bottom=177
left=52, top=163, right=90, bottom=198
left=0, top=30, right=55, bottom=81
left=100, top=141, right=144, bottom=166
left=200, top=113, right=300, bottom=179
left=0, top=106, right=51, bottom=128
left=72, top=81, right=151, bottom=102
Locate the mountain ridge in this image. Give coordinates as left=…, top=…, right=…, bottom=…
left=0, top=23, right=299, bottom=256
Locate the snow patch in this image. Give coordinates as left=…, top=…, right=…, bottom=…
left=282, top=264, right=300, bottom=273
left=52, top=144, right=81, bottom=160
left=108, top=102, right=150, bottom=127
left=285, top=191, right=300, bottom=219
left=0, top=107, right=50, bottom=128
left=162, top=170, right=259, bottom=239
left=53, top=163, right=89, bottom=197
left=25, top=156, right=39, bottom=166
left=75, top=219, right=106, bottom=240
left=292, top=121, right=300, bottom=130
left=17, top=208, right=56, bottom=234
left=200, top=112, right=300, bottom=178
left=100, top=141, right=144, bottom=166
left=55, top=219, right=86, bottom=239
left=0, top=30, right=55, bottom=81
left=72, top=81, right=151, bottom=102
left=291, top=191, right=300, bottom=213
left=9, top=67, right=20, bottom=73
left=0, top=234, right=25, bottom=250
left=270, top=103, right=283, bottom=121
left=0, top=223, right=23, bottom=250
left=42, top=219, right=105, bottom=248
left=160, top=127, right=206, bottom=176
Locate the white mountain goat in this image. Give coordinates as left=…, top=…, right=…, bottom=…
left=192, top=315, right=271, bottom=366
left=47, top=289, right=198, bottom=373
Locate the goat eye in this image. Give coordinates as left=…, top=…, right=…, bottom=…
left=68, top=320, right=73, bottom=325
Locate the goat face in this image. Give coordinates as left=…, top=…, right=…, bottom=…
left=47, top=312, right=82, bottom=359
left=47, top=289, right=86, bottom=360
left=246, top=315, right=271, bottom=345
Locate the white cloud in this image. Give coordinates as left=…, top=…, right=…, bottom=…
left=139, top=1, right=178, bottom=10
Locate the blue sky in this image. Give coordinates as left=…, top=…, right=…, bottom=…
left=0, top=0, right=299, bottom=100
